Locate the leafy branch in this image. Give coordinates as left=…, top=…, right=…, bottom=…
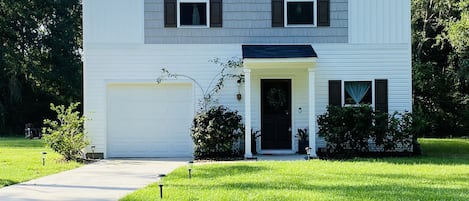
left=156, top=57, right=244, bottom=111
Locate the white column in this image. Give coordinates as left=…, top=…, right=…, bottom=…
left=244, top=68, right=253, bottom=158
left=308, top=68, right=317, bottom=157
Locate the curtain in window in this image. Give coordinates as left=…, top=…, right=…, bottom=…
left=192, top=4, right=200, bottom=25
left=345, top=82, right=370, bottom=104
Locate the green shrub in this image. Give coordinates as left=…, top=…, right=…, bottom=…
left=42, top=102, right=89, bottom=161
left=317, top=105, right=413, bottom=158
left=191, top=105, right=243, bottom=159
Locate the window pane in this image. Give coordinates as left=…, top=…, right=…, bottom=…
left=287, top=2, right=314, bottom=25
left=180, top=3, right=207, bottom=26
left=344, top=81, right=372, bottom=105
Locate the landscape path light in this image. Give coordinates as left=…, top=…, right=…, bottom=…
left=187, top=161, right=193, bottom=179
left=41, top=151, right=47, bottom=166
left=305, top=147, right=311, bottom=160
left=91, top=145, right=96, bottom=159
left=157, top=174, right=166, bottom=199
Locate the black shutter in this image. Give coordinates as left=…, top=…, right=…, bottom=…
left=272, top=0, right=284, bottom=27
left=210, top=0, right=223, bottom=27
left=375, top=79, right=388, bottom=113
left=317, top=0, right=330, bottom=26
left=329, top=80, right=342, bottom=106
left=164, top=0, right=177, bottom=27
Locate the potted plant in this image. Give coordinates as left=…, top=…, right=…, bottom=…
left=251, top=129, right=261, bottom=154
left=296, top=128, right=308, bottom=154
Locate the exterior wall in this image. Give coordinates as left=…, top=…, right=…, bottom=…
left=144, top=0, right=348, bottom=44
left=83, top=0, right=412, bottom=155
left=348, top=0, right=411, bottom=44
left=84, top=43, right=411, bottom=155
left=83, top=0, right=144, bottom=45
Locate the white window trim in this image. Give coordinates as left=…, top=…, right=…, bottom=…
left=177, top=0, right=210, bottom=28
left=284, top=0, right=317, bottom=27
left=342, top=80, right=375, bottom=108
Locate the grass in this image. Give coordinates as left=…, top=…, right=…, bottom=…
left=121, top=138, right=469, bottom=201
left=0, top=137, right=82, bottom=188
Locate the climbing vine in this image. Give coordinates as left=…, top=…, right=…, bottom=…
left=156, top=57, right=244, bottom=111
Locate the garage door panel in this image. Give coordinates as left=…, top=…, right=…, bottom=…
left=107, top=83, right=193, bottom=157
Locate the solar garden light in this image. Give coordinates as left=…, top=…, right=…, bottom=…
left=41, top=151, right=47, bottom=166
left=187, top=161, right=193, bottom=179
left=305, top=147, right=311, bottom=160
left=158, top=174, right=166, bottom=199
left=91, top=145, right=96, bottom=159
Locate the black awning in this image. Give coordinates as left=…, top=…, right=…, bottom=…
left=242, top=45, right=317, bottom=59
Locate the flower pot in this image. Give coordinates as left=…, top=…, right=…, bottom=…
left=298, top=140, right=309, bottom=154
left=251, top=140, right=257, bottom=154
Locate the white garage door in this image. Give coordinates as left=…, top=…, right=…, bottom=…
left=107, top=83, right=193, bottom=157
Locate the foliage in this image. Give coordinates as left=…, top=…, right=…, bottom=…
left=0, top=137, right=82, bottom=188
left=121, top=139, right=469, bottom=201
left=157, top=57, right=243, bottom=111
left=295, top=128, right=308, bottom=141
left=191, top=105, right=244, bottom=159
left=317, top=105, right=413, bottom=158
left=412, top=0, right=469, bottom=137
left=0, top=0, right=82, bottom=135
left=42, top=102, right=89, bottom=161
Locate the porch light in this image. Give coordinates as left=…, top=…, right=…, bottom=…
left=91, top=145, right=96, bottom=159
left=41, top=151, right=47, bottom=166
left=236, top=79, right=242, bottom=101
left=187, top=161, right=194, bottom=179
left=158, top=174, right=166, bottom=199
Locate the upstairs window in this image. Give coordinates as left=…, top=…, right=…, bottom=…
left=178, top=0, right=209, bottom=27
left=286, top=0, right=316, bottom=26
left=272, top=0, right=329, bottom=27
left=165, top=0, right=223, bottom=28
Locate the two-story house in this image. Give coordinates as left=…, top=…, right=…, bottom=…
left=83, top=0, right=412, bottom=158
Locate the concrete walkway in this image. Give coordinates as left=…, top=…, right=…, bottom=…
left=0, top=158, right=190, bottom=201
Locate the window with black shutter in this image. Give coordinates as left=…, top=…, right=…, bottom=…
left=328, top=79, right=388, bottom=112
left=210, top=0, right=223, bottom=27
left=164, top=0, right=177, bottom=27
left=272, top=0, right=330, bottom=27
left=164, top=0, right=222, bottom=28
left=375, top=79, right=388, bottom=113
left=328, top=80, right=342, bottom=106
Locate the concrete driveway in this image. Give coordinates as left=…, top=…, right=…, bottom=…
left=0, top=158, right=190, bottom=201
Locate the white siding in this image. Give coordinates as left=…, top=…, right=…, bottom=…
left=348, top=0, right=411, bottom=44
left=83, top=0, right=144, bottom=45
left=84, top=43, right=411, bottom=156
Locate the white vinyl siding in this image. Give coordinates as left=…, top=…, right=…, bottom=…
left=84, top=43, right=411, bottom=156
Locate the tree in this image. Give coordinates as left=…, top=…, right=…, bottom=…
left=0, top=0, right=82, bottom=135
left=412, top=0, right=469, bottom=136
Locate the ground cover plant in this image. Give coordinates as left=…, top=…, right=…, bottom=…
left=121, top=138, right=469, bottom=201
left=0, top=137, right=82, bottom=188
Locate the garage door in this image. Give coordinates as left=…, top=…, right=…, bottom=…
left=107, top=83, right=193, bottom=157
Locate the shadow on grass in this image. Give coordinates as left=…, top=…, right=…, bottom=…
left=350, top=155, right=469, bottom=165
left=0, top=137, right=44, bottom=148
left=0, top=179, right=18, bottom=187
left=184, top=181, right=469, bottom=200
left=182, top=164, right=269, bottom=179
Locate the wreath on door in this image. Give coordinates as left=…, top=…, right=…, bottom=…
left=266, top=88, right=287, bottom=110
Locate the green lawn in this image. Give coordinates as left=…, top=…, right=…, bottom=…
left=0, top=137, right=82, bottom=188
left=122, top=138, right=469, bottom=201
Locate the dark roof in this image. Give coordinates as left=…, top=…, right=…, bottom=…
left=242, top=45, right=317, bottom=59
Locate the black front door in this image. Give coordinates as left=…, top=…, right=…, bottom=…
left=261, top=79, right=292, bottom=149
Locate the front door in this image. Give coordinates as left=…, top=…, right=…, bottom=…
left=261, top=79, right=292, bottom=149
